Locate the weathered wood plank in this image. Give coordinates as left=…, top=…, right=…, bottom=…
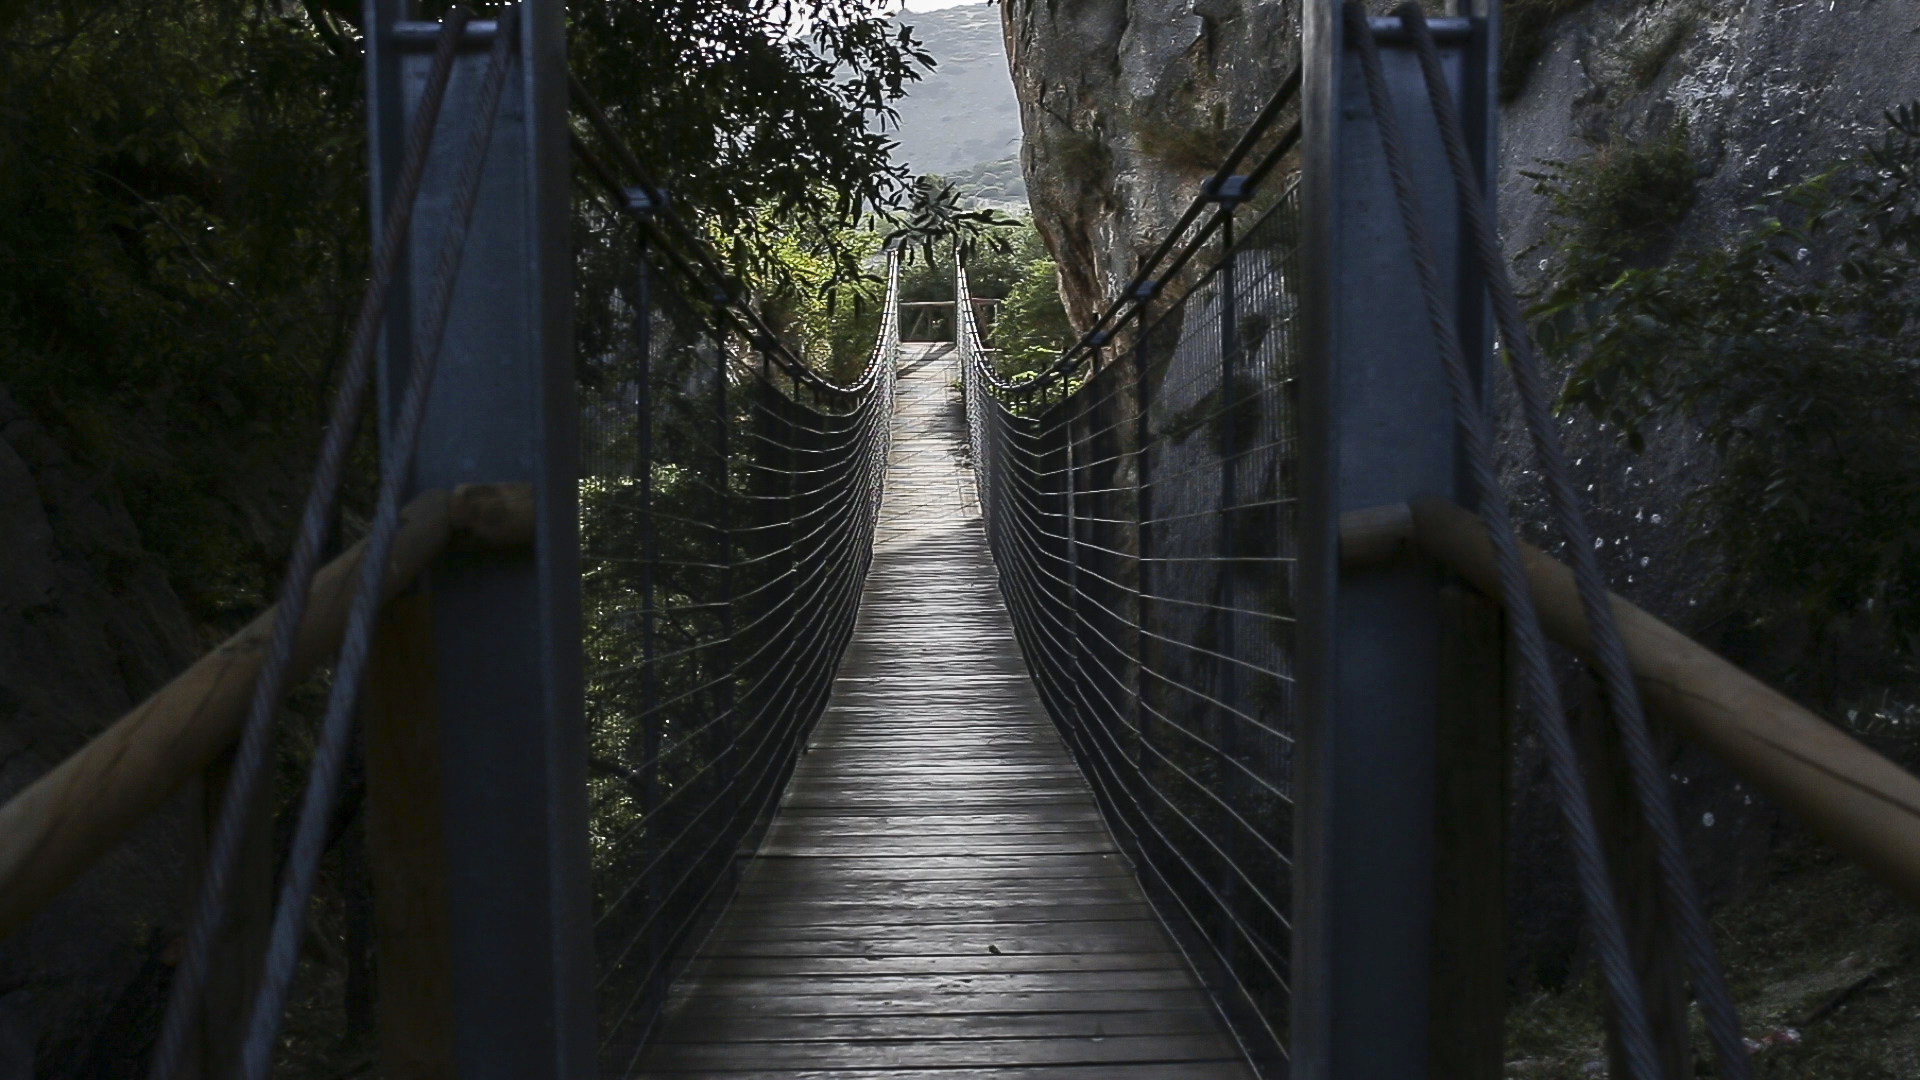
left=643, top=1033, right=1240, bottom=1070
left=640, top=1067, right=1251, bottom=1080
left=651, top=1008, right=1224, bottom=1043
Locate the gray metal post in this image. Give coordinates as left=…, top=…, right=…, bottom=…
left=365, top=3, right=597, bottom=1077
left=1293, top=7, right=1494, bottom=1079
left=1212, top=199, right=1242, bottom=973
left=1131, top=332, right=1154, bottom=770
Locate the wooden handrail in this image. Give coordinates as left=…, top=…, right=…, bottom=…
left=1342, top=497, right=1920, bottom=904
left=0, top=483, right=534, bottom=939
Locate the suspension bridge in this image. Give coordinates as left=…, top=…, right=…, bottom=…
left=3, top=2, right=1920, bottom=1079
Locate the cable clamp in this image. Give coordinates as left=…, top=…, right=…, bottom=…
left=1202, top=175, right=1250, bottom=205
left=624, top=186, right=668, bottom=214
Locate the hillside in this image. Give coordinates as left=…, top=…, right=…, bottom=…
left=884, top=4, right=1022, bottom=180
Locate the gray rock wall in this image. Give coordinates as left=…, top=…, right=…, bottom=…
left=0, top=389, right=200, bottom=1076
left=1003, top=0, right=1920, bottom=987
left=1001, top=0, right=1299, bottom=329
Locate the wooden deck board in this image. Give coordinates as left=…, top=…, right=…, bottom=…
left=638, top=344, right=1251, bottom=1078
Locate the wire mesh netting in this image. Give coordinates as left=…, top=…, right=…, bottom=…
left=575, top=216, right=897, bottom=1073
left=961, top=184, right=1304, bottom=1075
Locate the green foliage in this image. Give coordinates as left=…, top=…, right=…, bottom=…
left=0, top=1, right=371, bottom=627
left=569, top=0, right=933, bottom=296
left=885, top=174, right=1017, bottom=269
left=0, top=0, right=935, bottom=627
left=982, top=225, right=1074, bottom=380
left=1523, top=119, right=1699, bottom=297
left=1534, top=104, right=1920, bottom=656
left=1133, top=101, right=1236, bottom=173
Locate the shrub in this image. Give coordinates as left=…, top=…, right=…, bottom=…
left=1533, top=104, right=1920, bottom=660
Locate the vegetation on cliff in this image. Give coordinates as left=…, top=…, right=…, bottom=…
left=1532, top=105, right=1920, bottom=698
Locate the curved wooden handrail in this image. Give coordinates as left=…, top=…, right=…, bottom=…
left=1342, top=496, right=1920, bottom=904
left=0, top=482, right=533, bottom=939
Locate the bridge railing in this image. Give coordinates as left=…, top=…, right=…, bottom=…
left=960, top=3, right=1920, bottom=1078
left=0, top=4, right=897, bottom=1075
left=575, top=217, right=898, bottom=1065
left=961, top=179, right=1305, bottom=1071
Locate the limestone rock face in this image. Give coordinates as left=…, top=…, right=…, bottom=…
left=1001, top=0, right=1299, bottom=331
left=0, top=389, right=200, bottom=1077
left=1004, top=0, right=1920, bottom=986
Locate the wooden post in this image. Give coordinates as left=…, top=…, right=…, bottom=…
left=362, top=591, right=455, bottom=1080
left=1428, top=583, right=1507, bottom=1079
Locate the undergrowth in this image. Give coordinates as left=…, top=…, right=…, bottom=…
left=1507, top=828, right=1920, bottom=1077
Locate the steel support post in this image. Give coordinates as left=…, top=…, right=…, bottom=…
left=1293, top=6, right=1496, bottom=1079
left=365, top=4, right=597, bottom=1077
left=1212, top=202, right=1243, bottom=975
left=1062, top=399, right=1084, bottom=739
left=1131, top=334, right=1154, bottom=771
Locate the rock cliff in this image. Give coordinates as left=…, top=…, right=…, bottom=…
left=1002, top=0, right=1920, bottom=986
left=0, top=390, right=200, bottom=1077
left=1001, top=0, right=1299, bottom=330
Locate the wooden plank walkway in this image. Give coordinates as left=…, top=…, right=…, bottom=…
left=639, top=343, right=1254, bottom=1078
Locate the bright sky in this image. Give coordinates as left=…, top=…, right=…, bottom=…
left=895, top=0, right=989, bottom=11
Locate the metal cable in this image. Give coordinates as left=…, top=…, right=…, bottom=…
left=580, top=245, right=897, bottom=1069
left=144, top=11, right=474, bottom=1080
left=959, top=231, right=1296, bottom=1072
left=235, top=14, right=519, bottom=1077
left=1391, top=7, right=1750, bottom=1073
left=1341, top=5, right=1661, bottom=1076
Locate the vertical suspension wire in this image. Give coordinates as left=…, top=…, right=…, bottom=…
left=1340, top=5, right=1664, bottom=1076
left=1213, top=198, right=1243, bottom=977
left=958, top=199, right=1302, bottom=1071
left=1131, top=325, right=1155, bottom=775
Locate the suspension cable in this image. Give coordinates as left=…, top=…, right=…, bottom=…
left=1341, top=5, right=1663, bottom=1075
left=235, top=15, right=520, bottom=1077
left=959, top=225, right=1297, bottom=1069
left=1391, top=7, right=1749, bottom=1074
left=144, top=10, right=477, bottom=1079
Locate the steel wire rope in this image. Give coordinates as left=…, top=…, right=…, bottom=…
left=973, top=349, right=1291, bottom=866
left=1393, top=9, right=1750, bottom=1072
left=144, top=12, right=475, bottom=1080
left=582, top=243, right=895, bottom=1063
left=964, top=338, right=1294, bottom=1054
left=596, top=447, right=874, bottom=803
left=1055, top=593, right=1298, bottom=801
left=960, top=184, right=1303, bottom=1067
left=989, top=459, right=1292, bottom=923
left=1342, top=6, right=1663, bottom=1076
left=588, top=516, right=872, bottom=907
left=592, top=499, right=877, bottom=1047
left=230, top=13, right=520, bottom=1078
left=592, top=539, right=873, bottom=1045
